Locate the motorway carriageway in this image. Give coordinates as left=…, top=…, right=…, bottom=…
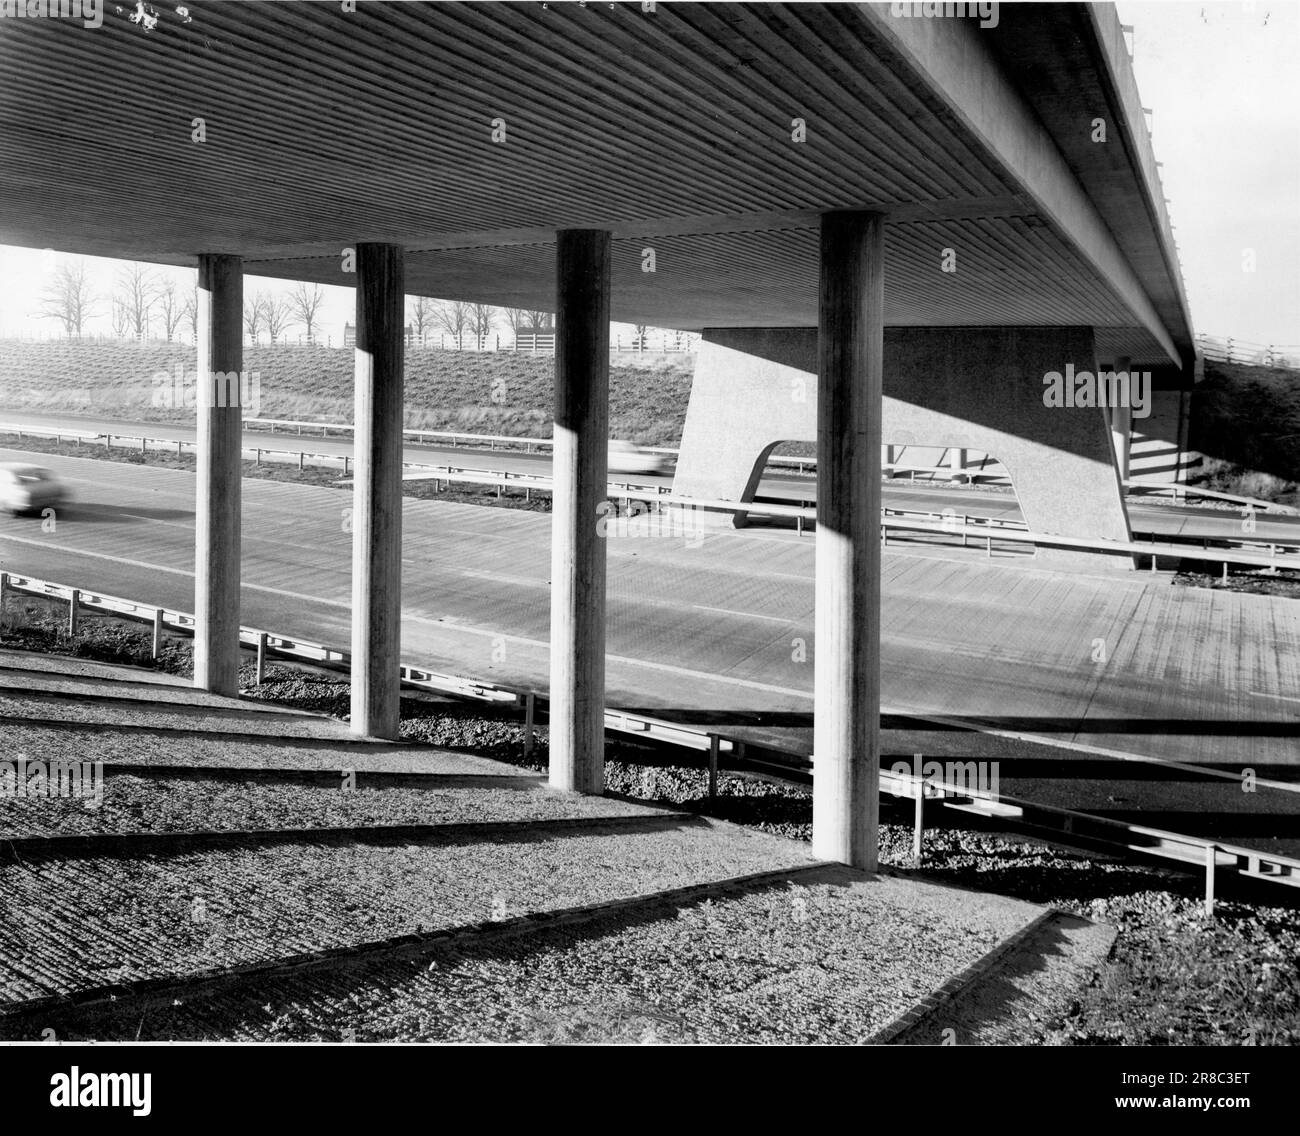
left=5, top=410, right=1300, bottom=546
left=0, top=443, right=1298, bottom=859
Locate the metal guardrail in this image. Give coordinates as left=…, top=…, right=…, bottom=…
left=1195, top=334, right=1300, bottom=368
left=1125, top=478, right=1296, bottom=514
left=0, top=572, right=733, bottom=764
left=4, top=418, right=1297, bottom=571
left=884, top=768, right=1300, bottom=912
left=2, top=569, right=1296, bottom=908
left=243, top=417, right=554, bottom=452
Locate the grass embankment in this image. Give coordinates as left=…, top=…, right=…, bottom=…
left=1192, top=359, right=1300, bottom=505
left=0, top=339, right=694, bottom=447
left=2, top=596, right=1296, bottom=1045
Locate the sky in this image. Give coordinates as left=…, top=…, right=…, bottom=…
left=1118, top=0, right=1300, bottom=347
left=0, top=0, right=1296, bottom=348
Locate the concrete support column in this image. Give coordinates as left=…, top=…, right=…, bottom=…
left=194, top=254, right=243, bottom=695
left=1110, top=356, right=1132, bottom=482
left=813, top=211, right=884, bottom=870
left=948, top=447, right=966, bottom=481
left=549, top=229, right=611, bottom=794
left=350, top=244, right=405, bottom=739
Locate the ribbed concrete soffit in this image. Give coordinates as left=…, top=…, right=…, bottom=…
left=0, top=1, right=1174, bottom=355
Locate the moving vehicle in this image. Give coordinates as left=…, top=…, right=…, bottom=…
left=0, top=463, right=69, bottom=515
left=607, top=439, right=670, bottom=477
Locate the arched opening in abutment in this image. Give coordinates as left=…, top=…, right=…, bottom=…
left=744, top=441, right=1027, bottom=556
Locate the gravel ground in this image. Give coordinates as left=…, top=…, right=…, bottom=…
left=0, top=818, right=817, bottom=1009
left=1173, top=565, right=1300, bottom=600
left=0, top=773, right=665, bottom=840
left=5, top=868, right=1037, bottom=1044
left=0, top=690, right=355, bottom=740
left=4, top=637, right=1298, bottom=1045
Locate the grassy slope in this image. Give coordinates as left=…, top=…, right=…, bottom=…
left=1191, top=359, right=1300, bottom=500
left=0, top=340, right=695, bottom=447
left=7, top=341, right=1298, bottom=479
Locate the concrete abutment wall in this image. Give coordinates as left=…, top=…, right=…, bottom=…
left=673, top=326, right=1135, bottom=569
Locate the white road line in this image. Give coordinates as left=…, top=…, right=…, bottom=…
left=1250, top=690, right=1300, bottom=705
left=0, top=534, right=194, bottom=578
left=0, top=532, right=813, bottom=699
left=692, top=604, right=791, bottom=623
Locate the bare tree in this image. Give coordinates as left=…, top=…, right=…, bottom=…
left=469, top=303, right=495, bottom=343
left=289, top=281, right=325, bottom=343
left=114, top=262, right=162, bottom=340
left=182, top=280, right=198, bottom=343
left=634, top=323, right=649, bottom=348
left=525, top=309, right=553, bottom=330
left=110, top=297, right=130, bottom=338
left=244, top=293, right=267, bottom=343
left=262, top=293, right=294, bottom=344
left=157, top=280, right=186, bottom=342
left=39, top=258, right=97, bottom=338
left=432, top=299, right=471, bottom=343
left=408, top=295, right=437, bottom=343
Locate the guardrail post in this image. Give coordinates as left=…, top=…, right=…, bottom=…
left=151, top=608, right=163, bottom=660
left=708, top=733, right=720, bottom=803
left=0, top=571, right=6, bottom=622
left=1204, top=844, right=1217, bottom=916
left=298, top=451, right=305, bottom=472
left=104, top=434, right=111, bottom=450
left=68, top=588, right=79, bottom=638
left=343, top=456, right=349, bottom=476
left=524, top=691, right=536, bottom=758
left=256, top=632, right=267, bottom=685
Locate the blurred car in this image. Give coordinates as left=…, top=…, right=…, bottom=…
left=0, top=463, right=69, bottom=515
left=607, top=439, right=670, bottom=477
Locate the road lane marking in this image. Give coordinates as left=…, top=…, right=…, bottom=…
left=0, top=534, right=194, bottom=578
left=1251, top=691, right=1300, bottom=705
left=692, top=604, right=792, bottom=623
left=0, top=533, right=812, bottom=699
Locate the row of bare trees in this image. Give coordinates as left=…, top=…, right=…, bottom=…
left=407, top=299, right=552, bottom=343
left=39, top=259, right=328, bottom=345
left=242, top=283, right=326, bottom=344
left=38, top=259, right=558, bottom=347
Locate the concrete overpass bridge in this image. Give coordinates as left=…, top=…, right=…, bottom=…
left=0, top=1, right=1196, bottom=869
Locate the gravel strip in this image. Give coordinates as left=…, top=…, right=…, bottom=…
left=4, top=867, right=1040, bottom=1044
left=0, top=692, right=352, bottom=740
left=0, top=819, right=817, bottom=1007
left=0, top=773, right=660, bottom=839
left=0, top=719, right=525, bottom=777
